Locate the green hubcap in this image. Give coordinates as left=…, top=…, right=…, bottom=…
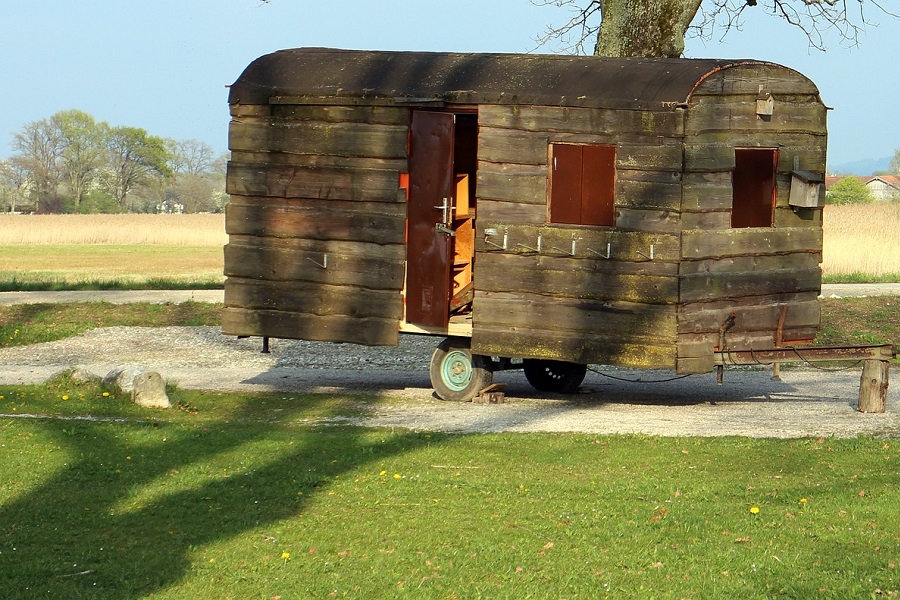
left=441, top=350, right=473, bottom=391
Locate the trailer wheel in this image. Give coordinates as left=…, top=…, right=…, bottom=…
left=522, top=359, right=587, bottom=394
left=429, top=337, right=493, bottom=402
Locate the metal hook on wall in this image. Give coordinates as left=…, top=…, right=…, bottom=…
left=552, top=234, right=581, bottom=257
left=484, top=227, right=508, bottom=250
left=306, top=253, right=328, bottom=269
left=636, top=244, right=655, bottom=261
left=516, top=232, right=543, bottom=254
left=587, top=242, right=612, bottom=260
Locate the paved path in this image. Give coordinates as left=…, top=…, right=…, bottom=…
left=819, top=283, right=900, bottom=298
left=0, top=284, right=898, bottom=306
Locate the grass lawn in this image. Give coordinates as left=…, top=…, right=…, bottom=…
left=1, top=382, right=899, bottom=599
left=815, top=296, right=899, bottom=356
left=0, top=302, right=222, bottom=347
left=0, top=245, right=224, bottom=291
left=0, top=295, right=897, bottom=597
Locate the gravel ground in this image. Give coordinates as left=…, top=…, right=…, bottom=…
left=1, top=325, right=896, bottom=438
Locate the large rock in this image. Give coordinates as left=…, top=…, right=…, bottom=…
left=103, top=367, right=145, bottom=393
left=131, top=371, right=171, bottom=409
left=103, top=367, right=171, bottom=408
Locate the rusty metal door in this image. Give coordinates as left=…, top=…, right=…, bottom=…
left=406, top=111, right=456, bottom=328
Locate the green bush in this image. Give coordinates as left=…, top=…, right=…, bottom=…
left=826, top=177, right=876, bottom=205
left=78, top=190, right=122, bottom=214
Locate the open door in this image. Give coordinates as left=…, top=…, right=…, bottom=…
left=406, top=111, right=457, bottom=328
left=406, top=111, right=478, bottom=330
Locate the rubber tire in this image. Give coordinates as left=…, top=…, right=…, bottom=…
left=429, top=337, right=493, bottom=402
left=522, top=359, right=587, bottom=394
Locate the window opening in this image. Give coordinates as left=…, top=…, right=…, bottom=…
left=732, top=148, right=777, bottom=228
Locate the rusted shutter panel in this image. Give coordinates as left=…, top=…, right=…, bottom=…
left=581, top=144, right=616, bottom=227
left=549, top=144, right=583, bottom=225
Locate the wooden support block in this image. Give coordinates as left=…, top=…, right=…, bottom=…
left=474, top=383, right=507, bottom=404
left=858, top=359, right=889, bottom=413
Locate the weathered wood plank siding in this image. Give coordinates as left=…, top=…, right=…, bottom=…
left=676, top=64, right=827, bottom=373
left=223, top=53, right=828, bottom=375
left=223, top=103, right=408, bottom=345
left=471, top=101, right=686, bottom=367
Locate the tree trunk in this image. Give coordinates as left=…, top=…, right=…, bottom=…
left=595, top=0, right=702, bottom=58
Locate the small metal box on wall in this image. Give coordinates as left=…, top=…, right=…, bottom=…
left=789, top=170, right=824, bottom=208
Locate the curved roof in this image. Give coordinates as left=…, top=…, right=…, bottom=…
left=228, top=48, right=811, bottom=111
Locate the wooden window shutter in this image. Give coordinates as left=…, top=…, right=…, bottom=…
left=550, top=143, right=616, bottom=227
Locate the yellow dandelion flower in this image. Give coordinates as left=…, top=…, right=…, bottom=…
left=379, top=470, right=387, bottom=476
left=102, top=392, right=110, bottom=397
left=799, top=498, right=808, bottom=504
left=61, top=395, right=69, bottom=401
left=749, top=506, right=760, bottom=514
left=393, top=473, right=402, bottom=479
left=281, top=551, right=291, bottom=560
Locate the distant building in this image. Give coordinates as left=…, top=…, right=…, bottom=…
left=824, top=175, right=900, bottom=201
left=865, top=176, right=900, bottom=201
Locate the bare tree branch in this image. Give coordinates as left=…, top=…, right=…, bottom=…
left=534, top=0, right=899, bottom=55
left=532, top=0, right=604, bottom=54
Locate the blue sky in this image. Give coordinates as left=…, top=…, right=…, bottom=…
left=2, top=1, right=897, bottom=169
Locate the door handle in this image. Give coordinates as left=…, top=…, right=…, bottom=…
left=433, top=198, right=448, bottom=224
left=433, top=197, right=455, bottom=225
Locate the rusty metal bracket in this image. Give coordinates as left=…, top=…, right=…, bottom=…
left=716, top=313, right=737, bottom=385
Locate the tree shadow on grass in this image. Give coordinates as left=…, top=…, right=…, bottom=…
left=0, top=395, right=430, bottom=598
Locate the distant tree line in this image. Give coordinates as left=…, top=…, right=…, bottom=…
left=0, top=109, right=228, bottom=214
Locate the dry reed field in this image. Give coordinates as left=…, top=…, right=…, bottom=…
left=822, top=203, right=900, bottom=279
left=0, top=207, right=897, bottom=286
left=0, top=214, right=226, bottom=286
left=0, top=214, right=227, bottom=246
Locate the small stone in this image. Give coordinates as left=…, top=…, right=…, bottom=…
left=70, top=368, right=101, bottom=384
left=103, top=367, right=145, bottom=393
left=131, top=372, right=171, bottom=409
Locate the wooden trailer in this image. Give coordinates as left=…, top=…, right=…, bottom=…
left=223, top=47, right=830, bottom=401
